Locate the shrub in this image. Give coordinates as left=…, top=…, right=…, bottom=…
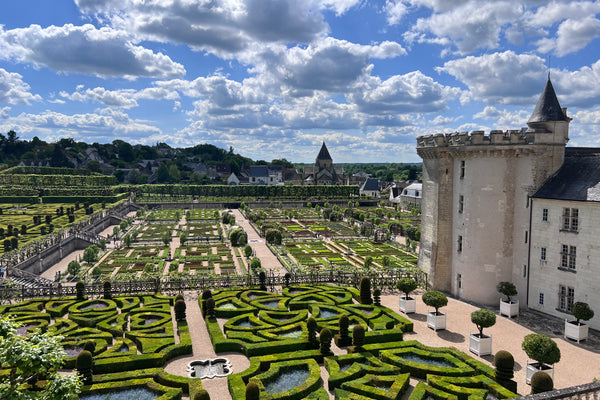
left=103, top=280, right=112, bottom=299
left=531, top=371, right=553, bottom=394
left=205, top=298, right=216, bottom=319
left=494, top=350, right=514, bottom=381
left=522, top=334, right=561, bottom=366
left=76, top=280, right=85, bottom=301
left=174, top=299, right=187, bottom=321
left=83, top=340, right=96, bottom=355
left=339, top=314, right=349, bottom=338
left=237, top=232, right=248, bottom=246
left=245, top=381, right=260, bottom=400
left=422, top=290, right=447, bottom=314
left=397, top=277, right=418, bottom=299
left=193, top=389, right=210, bottom=400
left=250, top=258, right=261, bottom=272
left=68, top=260, right=81, bottom=277
left=571, top=302, right=594, bottom=324
left=352, top=325, right=365, bottom=349
left=175, top=294, right=184, bottom=302
left=76, top=350, right=93, bottom=384
left=284, top=272, right=291, bottom=288
left=497, top=282, right=517, bottom=302
left=471, top=309, right=496, bottom=337
left=259, top=271, right=267, bottom=291
left=319, top=328, right=333, bottom=355
left=243, top=245, right=253, bottom=258
left=359, top=276, right=372, bottom=305
left=373, top=288, right=381, bottom=306
left=307, top=317, right=318, bottom=348
left=265, top=228, right=282, bottom=245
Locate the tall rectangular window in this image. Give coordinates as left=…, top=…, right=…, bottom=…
left=558, top=285, right=574, bottom=312
left=538, top=292, right=544, bottom=306
left=458, top=195, right=464, bottom=213
left=542, top=208, right=548, bottom=222
left=457, top=235, right=463, bottom=253
left=562, top=208, right=579, bottom=232
left=540, top=247, right=546, bottom=261
left=460, top=160, right=465, bottom=179
left=560, top=245, right=576, bottom=270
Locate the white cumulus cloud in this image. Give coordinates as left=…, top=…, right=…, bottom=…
left=0, top=24, right=185, bottom=79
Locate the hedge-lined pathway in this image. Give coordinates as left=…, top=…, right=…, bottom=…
left=231, top=209, right=286, bottom=274
left=163, top=292, right=250, bottom=400
left=160, top=289, right=600, bottom=399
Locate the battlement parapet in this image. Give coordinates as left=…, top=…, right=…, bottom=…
left=417, top=129, right=530, bottom=148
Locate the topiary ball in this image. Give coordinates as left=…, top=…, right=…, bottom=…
left=531, top=371, right=553, bottom=394
left=494, top=350, right=514, bottom=380
left=83, top=340, right=96, bottom=355
left=193, top=389, right=210, bottom=400
left=245, top=381, right=260, bottom=400
left=76, top=350, right=93, bottom=370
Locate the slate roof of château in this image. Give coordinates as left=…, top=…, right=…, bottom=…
left=533, top=148, right=600, bottom=202
left=528, top=78, right=568, bottom=123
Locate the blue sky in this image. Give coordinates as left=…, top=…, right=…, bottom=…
left=1, top=1, right=600, bottom=163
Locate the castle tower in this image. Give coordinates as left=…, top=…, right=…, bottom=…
left=416, top=79, right=570, bottom=305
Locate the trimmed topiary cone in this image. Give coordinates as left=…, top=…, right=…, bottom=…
left=353, top=324, right=365, bottom=349
left=307, top=317, right=319, bottom=348
left=246, top=381, right=260, bottom=400
left=359, top=276, right=372, bottom=305
left=76, top=350, right=93, bottom=385
left=76, top=280, right=86, bottom=301
left=373, top=288, right=381, bottom=306
left=205, top=297, right=216, bottom=319
left=320, top=328, right=333, bottom=355
left=83, top=340, right=96, bottom=356
left=494, top=350, right=514, bottom=380
left=103, top=280, right=112, bottom=300
left=175, top=299, right=187, bottom=321
left=531, top=371, right=553, bottom=394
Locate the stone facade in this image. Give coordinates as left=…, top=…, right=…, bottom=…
left=416, top=79, right=570, bottom=306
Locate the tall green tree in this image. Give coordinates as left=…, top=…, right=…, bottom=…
left=0, top=316, right=82, bottom=399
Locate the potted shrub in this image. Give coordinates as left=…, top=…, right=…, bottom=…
left=469, top=309, right=496, bottom=356
left=564, top=302, right=594, bottom=343
left=522, top=333, right=560, bottom=384
left=397, top=277, right=418, bottom=314
left=497, top=281, right=519, bottom=318
left=422, top=290, right=447, bottom=331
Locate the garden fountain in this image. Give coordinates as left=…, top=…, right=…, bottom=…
left=187, top=358, right=233, bottom=379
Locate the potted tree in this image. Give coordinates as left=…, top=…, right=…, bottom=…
left=522, top=333, right=561, bottom=384
left=422, top=290, right=447, bottom=331
left=564, top=302, right=594, bottom=343
left=497, top=281, right=519, bottom=318
left=397, top=277, right=418, bottom=314
left=469, top=309, right=496, bottom=356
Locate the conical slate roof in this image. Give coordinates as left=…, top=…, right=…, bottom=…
left=528, top=78, right=568, bottom=123
left=316, top=142, right=332, bottom=160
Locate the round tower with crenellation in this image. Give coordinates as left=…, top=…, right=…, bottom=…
left=416, top=78, right=570, bottom=305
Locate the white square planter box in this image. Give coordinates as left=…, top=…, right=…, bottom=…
left=469, top=334, right=492, bottom=356
left=399, top=296, right=416, bottom=314
left=499, top=299, right=519, bottom=318
left=564, top=320, right=589, bottom=342
left=427, top=312, right=446, bottom=331
left=526, top=362, right=554, bottom=385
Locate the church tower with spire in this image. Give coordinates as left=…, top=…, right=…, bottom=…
left=416, top=78, right=570, bottom=306
left=304, top=142, right=345, bottom=185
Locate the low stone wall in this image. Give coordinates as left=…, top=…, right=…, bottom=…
left=516, top=381, right=600, bottom=399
